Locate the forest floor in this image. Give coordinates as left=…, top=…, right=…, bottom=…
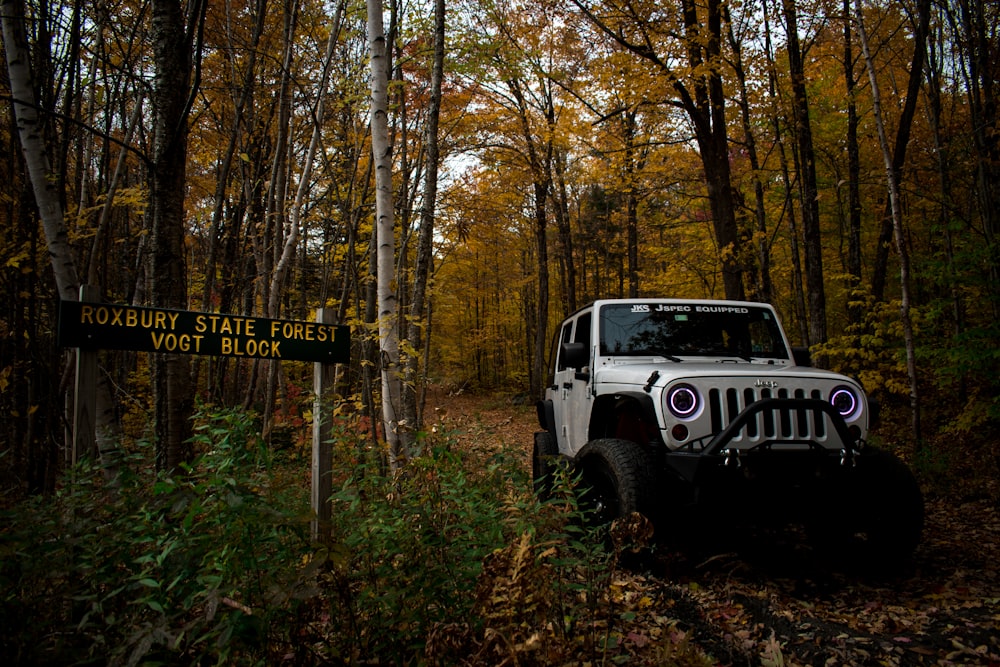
left=428, top=390, right=1000, bottom=666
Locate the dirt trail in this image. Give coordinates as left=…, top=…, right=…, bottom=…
left=431, top=392, right=1000, bottom=666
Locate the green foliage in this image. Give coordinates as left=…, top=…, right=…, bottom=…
left=813, top=291, right=912, bottom=397
left=2, top=406, right=672, bottom=665
left=0, top=409, right=311, bottom=666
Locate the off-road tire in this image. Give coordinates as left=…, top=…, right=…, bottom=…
left=575, top=438, right=656, bottom=526
left=532, top=430, right=562, bottom=499
left=810, top=449, right=924, bottom=566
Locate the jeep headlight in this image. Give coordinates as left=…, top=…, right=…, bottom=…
left=829, top=385, right=860, bottom=420
left=667, top=383, right=700, bottom=419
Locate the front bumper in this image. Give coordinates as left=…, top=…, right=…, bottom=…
left=664, top=398, right=863, bottom=484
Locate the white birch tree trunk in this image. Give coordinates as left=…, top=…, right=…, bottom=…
left=366, top=0, right=407, bottom=469
left=2, top=0, right=79, bottom=301
left=2, top=0, right=122, bottom=466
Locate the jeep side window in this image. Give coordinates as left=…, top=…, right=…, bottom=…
left=574, top=313, right=591, bottom=351
left=554, top=320, right=574, bottom=372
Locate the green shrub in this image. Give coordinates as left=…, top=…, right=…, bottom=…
left=0, top=406, right=660, bottom=665
left=0, top=408, right=311, bottom=666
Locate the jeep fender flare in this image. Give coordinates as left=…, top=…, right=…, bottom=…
left=536, top=399, right=557, bottom=435
left=589, top=391, right=662, bottom=445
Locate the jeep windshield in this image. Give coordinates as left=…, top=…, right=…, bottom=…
left=598, top=303, right=789, bottom=360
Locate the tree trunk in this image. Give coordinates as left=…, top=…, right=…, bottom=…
left=149, top=0, right=198, bottom=470
left=782, top=0, right=826, bottom=348
left=2, top=0, right=79, bottom=303
left=690, top=0, right=744, bottom=301
left=572, top=0, right=745, bottom=300
left=505, top=76, right=553, bottom=397
left=956, top=0, right=1000, bottom=313
left=623, top=109, right=640, bottom=298
left=869, top=0, right=931, bottom=303
left=367, top=0, right=407, bottom=468
left=728, top=14, right=771, bottom=302
left=842, top=0, right=863, bottom=325
left=259, top=0, right=296, bottom=431
left=403, top=0, right=445, bottom=433
left=855, top=0, right=922, bottom=451
left=3, top=0, right=123, bottom=469
left=925, top=13, right=966, bottom=399
left=553, top=147, right=577, bottom=313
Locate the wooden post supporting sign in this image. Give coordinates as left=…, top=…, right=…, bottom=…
left=72, top=285, right=99, bottom=463
left=312, top=308, right=336, bottom=541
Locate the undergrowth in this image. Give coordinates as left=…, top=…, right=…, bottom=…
left=0, top=405, right=697, bottom=665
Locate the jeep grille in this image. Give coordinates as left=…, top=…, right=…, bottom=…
left=707, top=387, right=826, bottom=443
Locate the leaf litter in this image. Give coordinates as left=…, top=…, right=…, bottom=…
left=434, top=392, right=1000, bottom=666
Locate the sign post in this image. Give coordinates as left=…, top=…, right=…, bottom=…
left=311, top=308, right=336, bottom=541
left=71, top=286, right=99, bottom=463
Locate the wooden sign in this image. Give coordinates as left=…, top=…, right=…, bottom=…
left=58, top=301, right=350, bottom=364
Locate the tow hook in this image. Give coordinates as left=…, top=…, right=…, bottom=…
left=722, top=448, right=741, bottom=468
left=839, top=448, right=856, bottom=467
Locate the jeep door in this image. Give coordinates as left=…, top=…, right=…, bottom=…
left=551, top=311, right=593, bottom=456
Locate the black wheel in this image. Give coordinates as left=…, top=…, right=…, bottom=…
left=810, top=449, right=924, bottom=566
left=575, top=438, right=655, bottom=526
left=532, top=431, right=561, bottom=498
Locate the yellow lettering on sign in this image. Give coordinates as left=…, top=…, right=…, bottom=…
left=220, top=337, right=281, bottom=358
left=199, top=315, right=255, bottom=336
left=150, top=332, right=204, bottom=353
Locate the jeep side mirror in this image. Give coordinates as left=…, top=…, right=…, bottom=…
left=791, top=346, right=811, bottom=367
left=561, top=341, right=588, bottom=370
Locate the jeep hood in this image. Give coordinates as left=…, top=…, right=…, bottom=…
left=594, top=360, right=857, bottom=388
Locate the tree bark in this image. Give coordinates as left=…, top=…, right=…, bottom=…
left=3, top=0, right=123, bottom=469
left=506, top=77, right=553, bottom=397
left=727, top=13, right=771, bottom=302
left=855, top=0, right=922, bottom=451
left=403, top=0, right=445, bottom=433
left=149, top=0, right=199, bottom=470
left=2, top=0, right=79, bottom=303
left=553, top=147, right=577, bottom=313
left=842, top=0, right=864, bottom=325
left=782, top=0, right=826, bottom=348
left=870, top=0, right=931, bottom=302
left=955, top=0, right=1000, bottom=313
left=367, top=0, right=407, bottom=468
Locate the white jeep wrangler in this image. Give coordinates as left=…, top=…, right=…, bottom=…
left=534, top=298, right=923, bottom=562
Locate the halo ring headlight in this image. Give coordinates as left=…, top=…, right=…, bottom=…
left=830, top=385, right=860, bottom=419
left=667, top=383, right=700, bottom=419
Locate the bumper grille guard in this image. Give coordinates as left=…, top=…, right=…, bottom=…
left=704, top=397, right=860, bottom=457
left=667, top=398, right=862, bottom=484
